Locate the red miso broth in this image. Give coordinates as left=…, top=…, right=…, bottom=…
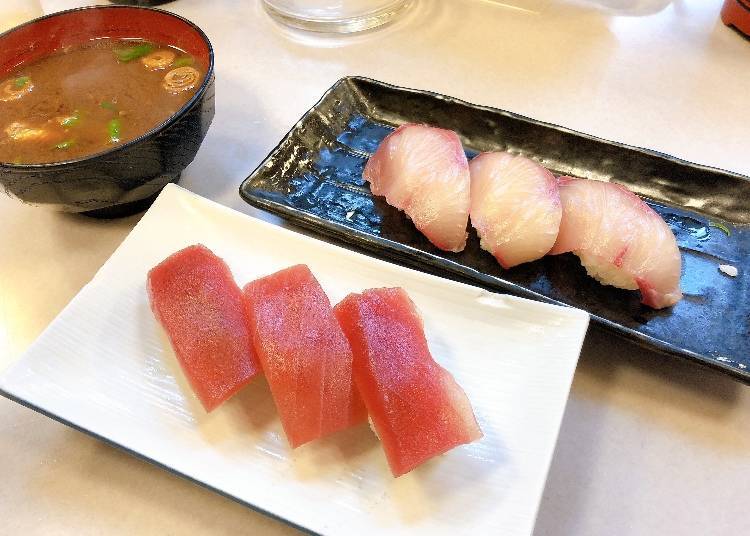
left=0, top=38, right=205, bottom=164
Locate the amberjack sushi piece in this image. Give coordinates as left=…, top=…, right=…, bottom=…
left=469, top=152, right=562, bottom=268
left=243, top=265, right=366, bottom=448
left=363, top=124, right=471, bottom=252
left=147, top=244, right=261, bottom=412
left=550, top=177, right=682, bottom=309
left=334, top=287, right=482, bottom=477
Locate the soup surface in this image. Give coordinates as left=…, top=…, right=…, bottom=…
left=0, top=39, right=205, bottom=164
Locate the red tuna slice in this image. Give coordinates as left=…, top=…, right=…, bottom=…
left=147, top=244, right=261, bottom=412
left=243, top=265, right=367, bottom=448
left=334, top=287, right=482, bottom=477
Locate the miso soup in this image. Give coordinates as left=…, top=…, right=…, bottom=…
left=0, top=39, right=205, bottom=164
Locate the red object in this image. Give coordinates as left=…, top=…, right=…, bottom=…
left=243, top=265, right=366, bottom=448
left=0, top=6, right=211, bottom=78
left=147, top=245, right=261, bottom=412
left=722, top=0, right=750, bottom=37
left=334, top=288, right=482, bottom=477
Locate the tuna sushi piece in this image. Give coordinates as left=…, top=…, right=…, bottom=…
left=469, top=152, right=562, bottom=268
left=147, top=245, right=261, bottom=412
left=243, top=265, right=366, bottom=448
left=363, top=124, right=471, bottom=252
left=334, top=288, right=482, bottom=477
left=550, top=177, right=683, bottom=309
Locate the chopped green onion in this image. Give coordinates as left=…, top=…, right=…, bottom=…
left=100, top=100, right=117, bottom=111
left=107, top=118, right=122, bottom=143
left=173, top=56, right=194, bottom=68
left=60, top=110, right=81, bottom=128
left=113, top=43, right=154, bottom=63
left=13, top=76, right=30, bottom=89
left=54, top=140, right=75, bottom=150
left=709, top=221, right=731, bottom=237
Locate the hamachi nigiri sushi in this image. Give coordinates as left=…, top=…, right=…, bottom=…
left=469, top=152, right=562, bottom=268
left=243, top=265, right=367, bottom=448
left=334, top=287, right=482, bottom=477
left=550, top=178, right=682, bottom=309
left=363, top=124, right=471, bottom=252
left=147, top=245, right=261, bottom=412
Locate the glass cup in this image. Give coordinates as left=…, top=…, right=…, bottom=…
left=0, top=0, right=43, bottom=33
left=262, top=0, right=413, bottom=33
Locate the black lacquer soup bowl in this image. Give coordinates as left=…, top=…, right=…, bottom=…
left=0, top=6, right=215, bottom=217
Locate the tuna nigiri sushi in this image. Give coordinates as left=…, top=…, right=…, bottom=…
left=243, top=265, right=366, bottom=448
left=334, top=287, right=482, bottom=477
left=550, top=178, right=682, bottom=309
left=363, top=124, right=471, bottom=252
left=469, top=152, right=562, bottom=268
left=147, top=245, right=261, bottom=412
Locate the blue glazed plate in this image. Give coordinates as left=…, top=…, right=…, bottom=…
left=240, top=76, right=750, bottom=383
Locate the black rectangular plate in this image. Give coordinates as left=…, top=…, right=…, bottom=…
left=240, top=76, right=750, bottom=384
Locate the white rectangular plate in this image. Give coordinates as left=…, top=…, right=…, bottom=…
left=0, top=185, right=589, bottom=536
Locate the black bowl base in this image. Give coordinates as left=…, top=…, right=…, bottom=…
left=81, top=173, right=181, bottom=219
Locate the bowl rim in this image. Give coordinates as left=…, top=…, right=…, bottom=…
left=0, top=5, right=215, bottom=170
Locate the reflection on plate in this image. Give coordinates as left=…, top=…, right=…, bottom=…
left=240, top=76, right=750, bottom=383
left=0, top=185, right=588, bottom=536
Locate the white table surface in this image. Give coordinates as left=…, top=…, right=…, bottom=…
left=1, top=0, right=748, bottom=534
